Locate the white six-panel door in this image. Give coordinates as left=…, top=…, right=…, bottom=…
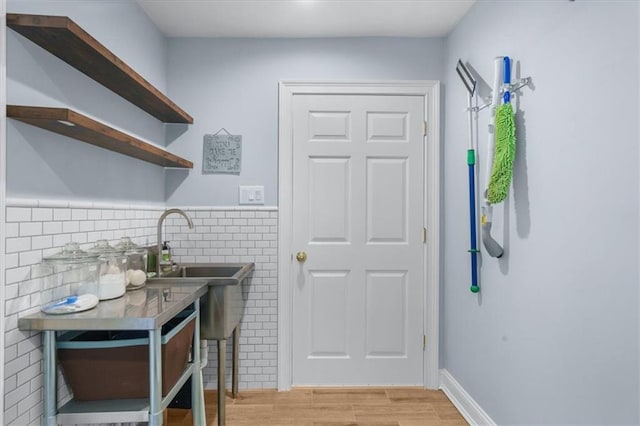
left=291, top=94, right=425, bottom=385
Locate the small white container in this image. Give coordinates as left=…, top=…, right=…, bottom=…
left=88, top=240, right=127, bottom=300
left=115, top=237, right=148, bottom=290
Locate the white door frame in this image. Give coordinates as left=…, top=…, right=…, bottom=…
left=1, top=1, right=8, bottom=415
left=277, top=80, right=440, bottom=390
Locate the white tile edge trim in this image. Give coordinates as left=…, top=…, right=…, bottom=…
left=178, top=206, right=278, bottom=211
left=6, top=198, right=166, bottom=210
left=439, top=369, right=496, bottom=426
left=6, top=198, right=278, bottom=211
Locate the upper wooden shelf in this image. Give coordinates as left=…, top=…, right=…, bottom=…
left=8, top=105, right=193, bottom=168
left=7, top=13, right=193, bottom=124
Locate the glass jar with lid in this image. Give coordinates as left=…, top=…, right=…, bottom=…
left=88, top=239, right=127, bottom=300
left=115, top=237, right=148, bottom=290
left=41, top=242, right=101, bottom=314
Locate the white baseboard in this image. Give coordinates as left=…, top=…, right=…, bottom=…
left=439, top=369, right=496, bottom=426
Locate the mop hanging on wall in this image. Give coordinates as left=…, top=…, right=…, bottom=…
left=480, top=57, right=508, bottom=260
left=457, top=56, right=530, bottom=293
left=455, top=60, right=480, bottom=294
left=487, top=57, right=517, bottom=204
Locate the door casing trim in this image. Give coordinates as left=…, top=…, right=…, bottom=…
left=277, top=80, right=440, bottom=390
left=1, top=2, right=8, bottom=413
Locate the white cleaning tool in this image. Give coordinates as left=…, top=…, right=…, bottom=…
left=41, top=294, right=99, bottom=315
left=481, top=57, right=505, bottom=258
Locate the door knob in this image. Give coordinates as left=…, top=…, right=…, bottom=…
left=296, top=251, right=307, bottom=262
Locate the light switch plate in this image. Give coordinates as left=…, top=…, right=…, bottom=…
left=239, top=185, right=264, bottom=205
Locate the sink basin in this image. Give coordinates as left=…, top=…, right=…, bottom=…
left=150, top=263, right=254, bottom=339
left=179, top=265, right=243, bottom=278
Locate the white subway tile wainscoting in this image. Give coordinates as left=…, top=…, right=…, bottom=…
left=3, top=200, right=277, bottom=425
left=163, top=207, right=278, bottom=391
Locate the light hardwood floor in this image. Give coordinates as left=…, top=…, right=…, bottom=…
left=166, top=388, right=468, bottom=426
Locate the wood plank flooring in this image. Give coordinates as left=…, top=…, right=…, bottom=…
left=166, top=388, right=468, bottom=426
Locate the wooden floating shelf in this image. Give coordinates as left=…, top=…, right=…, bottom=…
left=8, top=106, right=193, bottom=169
left=7, top=13, right=193, bottom=124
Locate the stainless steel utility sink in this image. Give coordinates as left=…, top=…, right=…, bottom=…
left=151, top=262, right=254, bottom=339
left=150, top=262, right=254, bottom=423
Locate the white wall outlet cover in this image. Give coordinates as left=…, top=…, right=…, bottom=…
left=239, top=185, right=265, bottom=205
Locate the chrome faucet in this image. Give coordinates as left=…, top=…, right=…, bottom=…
left=156, top=208, right=193, bottom=276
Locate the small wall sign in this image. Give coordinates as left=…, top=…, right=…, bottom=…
left=202, top=129, right=242, bottom=174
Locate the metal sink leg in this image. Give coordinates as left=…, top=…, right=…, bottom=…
left=217, top=339, right=226, bottom=426
left=232, top=326, right=239, bottom=398
left=217, top=326, right=241, bottom=425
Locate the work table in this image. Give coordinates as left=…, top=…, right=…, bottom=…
left=19, top=281, right=209, bottom=426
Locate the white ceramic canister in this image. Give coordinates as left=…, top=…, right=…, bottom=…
left=88, top=240, right=127, bottom=300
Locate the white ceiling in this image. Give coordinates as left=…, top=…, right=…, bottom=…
left=137, top=0, right=476, bottom=38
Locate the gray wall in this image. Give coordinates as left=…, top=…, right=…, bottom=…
left=6, top=0, right=169, bottom=203
left=165, top=37, right=444, bottom=206
left=443, top=1, right=639, bottom=424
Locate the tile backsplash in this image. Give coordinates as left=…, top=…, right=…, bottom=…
left=163, top=208, right=278, bottom=390
left=3, top=199, right=278, bottom=425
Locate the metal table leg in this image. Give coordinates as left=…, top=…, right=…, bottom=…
left=217, top=339, right=226, bottom=426
left=149, top=329, right=163, bottom=426
left=43, top=330, right=57, bottom=426
left=192, top=301, right=206, bottom=425
left=232, top=326, right=239, bottom=398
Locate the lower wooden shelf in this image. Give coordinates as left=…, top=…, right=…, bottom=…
left=7, top=105, right=193, bottom=168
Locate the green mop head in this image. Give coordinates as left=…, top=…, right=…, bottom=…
left=487, top=103, right=516, bottom=204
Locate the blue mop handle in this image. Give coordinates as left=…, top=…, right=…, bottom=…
left=503, top=56, right=511, bottom=104
left=467, top=150, right=479, bottom=293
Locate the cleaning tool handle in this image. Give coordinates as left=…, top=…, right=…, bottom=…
left=51, top=296, right=78, bottom=307
left=503, top=56, right=511, bottom=104
left=503, top=56, right=511, bottom=84
left=468, top=160, right=479, bottom=293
